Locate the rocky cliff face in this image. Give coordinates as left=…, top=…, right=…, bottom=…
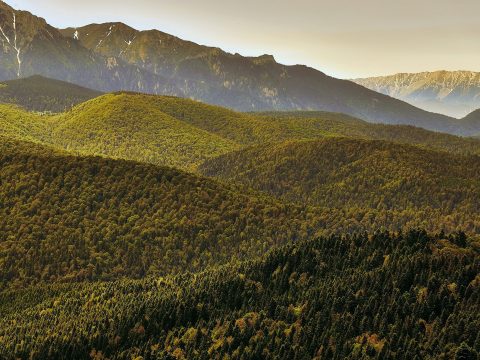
left=1, top=1, right=479, bottom=136
left=353, top=71, right=480, bottom=118
left=0, top=2, right=179, bottom=94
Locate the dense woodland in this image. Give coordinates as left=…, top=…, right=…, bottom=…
left=2, top=93, right=480, bottom=172
left=200, top=138, right=480, bottom=213
left=0, top=231, right=478, bottom=359
left=2, top=136, right=480, bottom=291
left=0, top=88, right=479, bottom=358
left=0, top=76, right=101, bottom=113
left=0, top=137, right=311, bottom=289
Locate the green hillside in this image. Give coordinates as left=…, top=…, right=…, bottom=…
left=0, top=103, right=49, bottom=142
left=2, top=136, right=480, bottom=290
left=1, top=230, right=478, bottom=359
left=51, top=94, right=239, bottom=170
left=258, top=111, right=480, bottom=155
left=0, top=94, right=242, bottom=170
left=2, top=93, right=480, bottom=173
left=0, top=136, right=314, bottom=290
left=1, top=3, right=479, bottom=359
left=200, top=137, right=480, bottom=228
left=0, top=75, right=102, bottom=113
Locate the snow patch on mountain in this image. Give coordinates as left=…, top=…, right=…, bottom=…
left=0, top=12, right=22, bottom=77
left=12, top=12, right=21, bottom=77
left=0, top=22, right=10, bottom=44
left=95, top=25, right=115, bottom=50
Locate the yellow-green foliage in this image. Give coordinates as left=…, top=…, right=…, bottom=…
left=0, top=104, right=50, bottom=142
left=1, top=93, right=480, bottom=172
left=2, top=136, right=480, bottom=291
left=0, top=136, right=310, bottom=289
left=51, top=94, right=239, bottom=170
left=258, top=111, right=480, bottom=155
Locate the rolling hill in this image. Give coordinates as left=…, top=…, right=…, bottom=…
left=353, top=71, right=480, bottom=118
left=254, top=111, right=480, bottom=156
left=0, top=75, right=102, bottom=112
left=2, top=92, right=480, bottom=173
left=0, top=230, right=477, bottom=359
left=0, top=102, right=48, bottom=142
left=51, top=93, right=239, bottom=170
left=0, top=1, right=476, bottom=135
left=200, top=137, right=480, bottom=222
left=0, top=135, right=311, bottom=290
left=2, top=133, right=480, bottom=290
left=1, top=2, right=479, bottom=360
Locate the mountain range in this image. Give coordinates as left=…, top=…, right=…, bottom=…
left=1, top=0, right=479, bottom=136
left=353, top=71, right=480, bottom=118
left=0, top=2, right=479, bottom=359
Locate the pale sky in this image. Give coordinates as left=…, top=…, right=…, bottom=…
left=5, top=0, right=480, bottom=78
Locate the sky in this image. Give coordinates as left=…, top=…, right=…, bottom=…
left=5, top=0, right=480, bottom=79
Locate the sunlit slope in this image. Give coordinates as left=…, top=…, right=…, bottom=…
left=50, top=93, right=239, bottom=169
left=117, top=95, right=480, bottom=153
left=258, top=111, right=480, bottom=155
left=0, top=103, right=50, bottom=142
left=2, top=93, right=480, bottom=171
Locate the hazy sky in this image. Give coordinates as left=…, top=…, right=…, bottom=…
left=5, top=0, right=480, bottom=78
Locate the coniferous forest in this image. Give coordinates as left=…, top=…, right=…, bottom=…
left=0, top=2, right=479, bottom=359
left=0, top=231, right=478, bottom=359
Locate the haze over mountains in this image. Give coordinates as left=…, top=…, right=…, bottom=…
left=0, top=1, right=479, bottom=358
left=1, top=0, right=479, bottom=136
left=0, top=75, right=102, bottom=112
left=354, top=71, right=480, bottom=118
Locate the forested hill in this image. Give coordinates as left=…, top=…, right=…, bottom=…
left=200, top=138, right=480, bottom=214
left=2, top=93, right=480, bottom=173
left=0, top=136, right=314, bottom=289
left=1, top=230, right=478, bottom=359
left=2, top=135, right=480, bottom=291
left=0, top=75, right=102, bottom=113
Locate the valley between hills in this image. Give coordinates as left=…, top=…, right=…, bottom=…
left=0, top=1, right=479, bottom=359
left=0, top=77, right=478, bottom=359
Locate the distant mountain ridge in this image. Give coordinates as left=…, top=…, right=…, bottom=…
left=353, top=71, right=480, bottom=118
left=0, top=1, right=179, bottom=94
left=0, top=1, right=480, bottom=135
left=0, top=75, right=102, bottom=112
left=464, top=109, right=480, bottom=138
left=464, top=108, right=480, bottom=122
